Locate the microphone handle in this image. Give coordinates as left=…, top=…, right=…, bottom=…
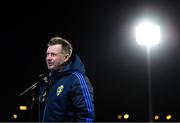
left=19, top=81, right=39, bottom=96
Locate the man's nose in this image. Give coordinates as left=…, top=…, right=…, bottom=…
left=46, top=55, right=52, bottom=60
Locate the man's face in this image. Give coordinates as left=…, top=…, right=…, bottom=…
left=46, top=44, right=66, bottom=70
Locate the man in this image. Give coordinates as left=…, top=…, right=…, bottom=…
left=39, top=36, right=95, bottom=122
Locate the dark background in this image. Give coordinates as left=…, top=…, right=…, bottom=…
left=0, top=0, right=180, bottom=122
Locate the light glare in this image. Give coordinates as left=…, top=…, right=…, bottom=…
left=13, top=114, right=17, bottom=119
left=117, top=114, right=122, bottom=119
left=124, top=114, right=129, bottom=119
left=19, top=105, right=28, bottom=110
left=154, top=115, right=159, bottom=120
left=166, top=115, right=172, bottom=120
left=136, top=22, right=160, bottom=46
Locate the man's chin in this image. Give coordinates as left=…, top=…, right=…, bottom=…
left=48, top=67, right=59, bottom=71
left=48, top=67, right=55, bottom=70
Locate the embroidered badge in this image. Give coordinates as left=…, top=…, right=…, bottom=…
left=56, top=85, right=64, bottom=96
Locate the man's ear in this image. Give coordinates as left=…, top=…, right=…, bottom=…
left=64, top=54, right=71, bottom=62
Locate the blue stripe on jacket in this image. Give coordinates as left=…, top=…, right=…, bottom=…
left=73, top=72, right=94, bottom=122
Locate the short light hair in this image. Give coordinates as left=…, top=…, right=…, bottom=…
left=48, top=36, right=73, bottom=56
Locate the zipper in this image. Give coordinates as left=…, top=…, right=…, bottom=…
left=42, top=81, right=53, bottom=122
left=42, top=98, right=48, bottom=122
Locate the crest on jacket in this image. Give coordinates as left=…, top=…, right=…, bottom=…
left=56, top=85, right=64, bottom=96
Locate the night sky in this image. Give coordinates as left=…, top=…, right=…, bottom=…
left=1, top=0, right=180, bottom=122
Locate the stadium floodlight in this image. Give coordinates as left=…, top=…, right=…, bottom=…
left=135, top=20, right=161, bottom=122
left=136, top=21, right=160, bottom=47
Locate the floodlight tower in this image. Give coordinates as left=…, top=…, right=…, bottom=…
left=135, top=21, right=160, bottom=122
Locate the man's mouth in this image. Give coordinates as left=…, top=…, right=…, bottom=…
left=48, top=63, right=53, bottom=66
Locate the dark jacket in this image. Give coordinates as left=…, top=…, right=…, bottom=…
left=39, top=54, right=94, bottom=122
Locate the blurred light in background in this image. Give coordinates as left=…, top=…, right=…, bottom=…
left=154, top=115, right=159, bottom=120
left=116, top=113, right=174, bottom=121
left=166, top=114, right=172, bottom=120
left=12, top=114, right=17, bottom=119
left=19, top=106, right=28, bottom=111
left=117, top=114, right=122, bottom=119
left=117, top=113, right=129, bottom=120
left=123, top=114, right=129, bottom=119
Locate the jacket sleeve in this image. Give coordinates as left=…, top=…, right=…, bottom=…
left=72, top=72, right=95, bottom=122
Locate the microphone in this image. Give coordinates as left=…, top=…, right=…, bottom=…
left=19, top=73, right=49, bottom=96
left=39, top=73, right=49, bottom=85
